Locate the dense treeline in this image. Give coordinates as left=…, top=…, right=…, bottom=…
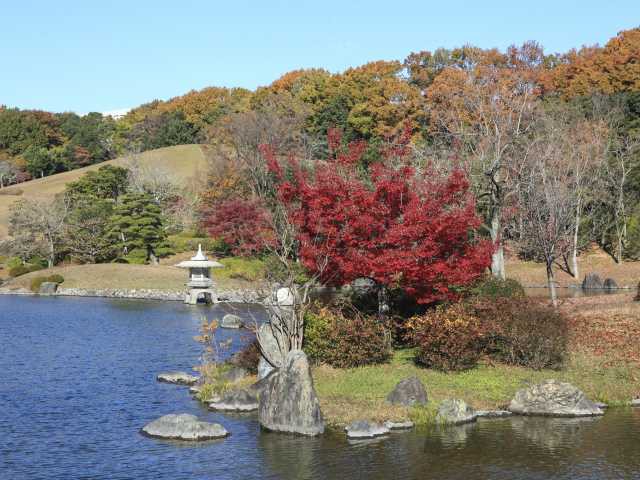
left=2, top=28, right=640, bottom=305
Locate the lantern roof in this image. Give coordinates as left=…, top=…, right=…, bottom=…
left=175, top=244, right=224, bottom=269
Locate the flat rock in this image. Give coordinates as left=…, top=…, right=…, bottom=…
left=509, top=380, right=604, bottom=417
left=386, top=376, right=428, bottom=407
left=437, top=399, right=477, bottom=425
left=157, top=372, right=198, bottom=386
left=189, top=385, right=202, bottom=395
left=631, top=399, right=640, bottom=407
left=383, top=420, right=414, bottom=430
left=259, top=350, right=324, bottom=436
left=209, top=389, right=259, bottom=412
left=595, top=402, right=608, bottom=409
left=345, top=420, right=390, bottom=439
left=141, top=414, right=228, bottom=441
left=476, top=410, right=513, bottom=418
left=220, top=313, right=243, bottom=329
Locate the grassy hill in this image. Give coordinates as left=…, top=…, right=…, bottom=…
left=0, top=144, right=208, bottom=239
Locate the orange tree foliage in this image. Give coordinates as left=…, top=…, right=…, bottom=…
left=542, top=28, right=640, bottom=98
left=262, top=127, right=492, bottom=304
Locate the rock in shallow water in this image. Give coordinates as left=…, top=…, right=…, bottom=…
left=220, top=314, right=243, bottom=329
left=508, top=380, right=604, bottom=417
left=383, top=420, right=414, bottom=430
left=141, top=414, right=228, bottom=441
left=476, top=410, right=513, bottom=419
left=631, top=398, right=640, bottom=407
left=346, top=420, right=390, bottom=438
left=386, top=376, right=428, bottom=407
left=157, top=372, right=198, bottom=386
left=209, top=389, right=259, bottom=412
left=259, top=350, right=324, bottom=436
left=437, top=399, right=477, bottom=425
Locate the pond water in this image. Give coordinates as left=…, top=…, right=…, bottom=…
left=1, top=296, right=640, bottom=480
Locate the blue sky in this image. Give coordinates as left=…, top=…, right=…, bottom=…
left=1, top=1, right=638, bottom=114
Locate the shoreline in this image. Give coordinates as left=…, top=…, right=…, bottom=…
left=0, top=286, right=262, bottom=303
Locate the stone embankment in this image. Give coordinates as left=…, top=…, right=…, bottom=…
left=0, top=286, right=261, bottom=303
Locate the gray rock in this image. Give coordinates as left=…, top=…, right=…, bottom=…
left=386, top=376, right=428, bottom=406
left=437, top=399, right=477, bottom=425
left=595, top=402, right=608, bottom=409
left=508, top=380, right=604, bottom=417
left=259, top=350, right=324, bottom=436
left=582, top=273, right=604, bottom=290
left=345, top=420, right=389, bottom=439
left=189, top=385, right=202, bottom=395
left=209, top=389, right=259, bottom=412
left=141, top=413, right=228, bottom=441
left=157, top=372, right=198, bottom=386
left=257, top=323, right=284, bottom=369
left=258, top=356, right=275, bottom=380
left=220, top=313, right=243, bottom=329
left=383, top=420, right=414, bottom=430
left=38, top=282, right=58, bottom=295
left=631, top=398, right=640, bottom=407
left=222, top=366, right=248, bottom=383
left=603, top=278, right=618, bottom=291
left=476, top=410, right=513, bottom=418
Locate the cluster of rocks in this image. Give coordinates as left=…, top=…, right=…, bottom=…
left=581, top=273, right=619, bottom=291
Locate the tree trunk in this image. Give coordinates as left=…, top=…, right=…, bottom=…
left=546, top=261, right=558, bottom=308
left=490, top=211, right=505, bottom=279
left=571, top=203, right=581, bottom=279
left=377, top=285, right=390, bottom=318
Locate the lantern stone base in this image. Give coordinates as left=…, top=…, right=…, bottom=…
left=184, top=288, right=218, bottom=305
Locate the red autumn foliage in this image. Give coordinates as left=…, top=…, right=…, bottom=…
left=202, top=198, right=275, bottom=256
left=262, top=128, right=493, bottom=304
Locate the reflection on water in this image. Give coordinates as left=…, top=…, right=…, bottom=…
left=1, top=296, right=639, bottom=480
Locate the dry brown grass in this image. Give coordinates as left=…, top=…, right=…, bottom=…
left=0, top=144, right=207, bottom=239
left=506, top=247, right=640, bottom=288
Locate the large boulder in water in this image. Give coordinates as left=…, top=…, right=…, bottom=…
left=582, top=273, right=603, bottom=290
left=220, top=313, right=243, bottom=329
left=386, top=376, right=428, bottom=406
left=509, top=380, right=604, bottom=417
left=259, top=350, right=324, bottom=436
left=256, top=323, right=283, bottom=369
left=437, top=399, right=478, bottom=425
left=157, top=372, right=198, bottom=386
left=141, top=414, right=228, bottom=441
left=603, top=278, right=618, bottom=291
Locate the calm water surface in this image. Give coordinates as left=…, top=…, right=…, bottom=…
left=1, top=296, right=639, bottom=480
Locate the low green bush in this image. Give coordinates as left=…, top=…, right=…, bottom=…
left=123, top=249, right=148, bottom=264
left=410, top=303, right=486, bottom=372
left=30, top=274, right=65, bottom=292
left=303, top=307, right=392, bottom=368
left=9, top=265, right=30, bottom=277
left=469, top=276, right=525, bottom=299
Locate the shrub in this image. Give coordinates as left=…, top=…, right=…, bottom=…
left=30, top=274, right=65, bottom=292
left=410, top=303, right=486, bottom=372
left=469, top=297, right=568, bottom=370
left=9, top=265, right=30, bottom=277
left=303, top=307, right=392, bottom=368
left=229, top=340, right=260, bottom=374
left=469, top=276, right=525, bottom=298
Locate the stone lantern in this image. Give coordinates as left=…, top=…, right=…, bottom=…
left=176, top=244, right=224, bottom=304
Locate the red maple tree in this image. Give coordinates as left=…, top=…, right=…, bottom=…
left=202, top=198, right=275, bottom=256
left=261, top=127, right=492, bottom=304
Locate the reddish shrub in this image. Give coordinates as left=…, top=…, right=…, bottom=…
left=409, top=303, right=486, bottom=372
left=202, top=198, right=275, bottom=256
